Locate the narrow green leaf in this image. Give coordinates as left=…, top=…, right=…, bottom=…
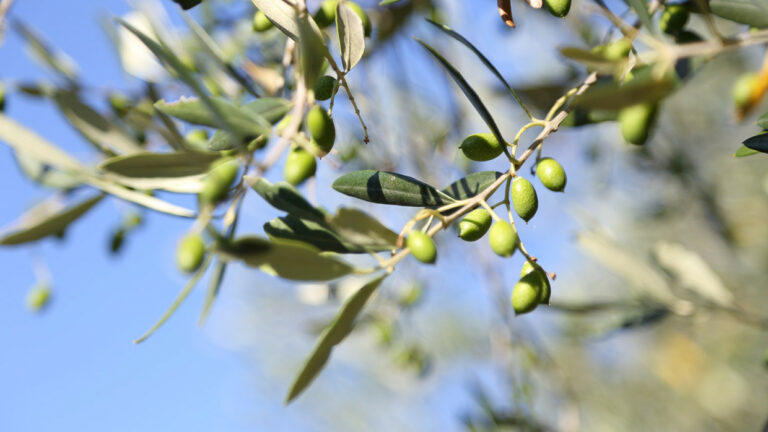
left=0, top=194, right=104, bottom=245
left=154, top=97, right=271, bottom=137
left=710, top=0, right=768, bottom=28
left=442, top=171, right=503, bottom=200
left=734, top=145, right=760, bottom=157
left=217, top=236, right=354, bottom=281
left=247, top=176, right=327, bottom=222
left=622, top=0, right=653, bottom=32
left=53, top=90, right=143, bottom=155
left=285, top=274, right=387, bottom=403
left=743, top=132, right=768, bottom=153
left=198, top=260, right=227, bottom=326
left=265, top=215, right=360, bottom=253
left=574, top=76, right=674, bottom=110
left=100, top=151, right=220, bottom=178
left=332, top=169, right=456, bottom=207
left=416, top=38, right=507, bottom=148
left=14, top=21, right=78, bottom=80
left=13, top=151, right=82, bottom=190
left=251, top=0, right=323, bottom=41
left=337, top=3, right=366, bottom=72
left=134, top=254, right=213, bottom=344
left=560, top=47, right=626, bottom=74
left=380, top=0, right=402, bottom=5
left=245, top=98, right=293, bottom=124
left=298, top=14, right=331, bottom=90
left=327, top=207, right=399, bottom=251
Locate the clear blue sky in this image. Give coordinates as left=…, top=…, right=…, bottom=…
left=0, top=1, right=596, bottom=430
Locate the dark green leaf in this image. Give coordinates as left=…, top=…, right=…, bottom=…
left=172, top=0, right=203, bottom=10
left=332, top=169, right=456, bottom=207
left=415, top=39, right=507, bottom=149
left=0, top=194, right=104, bottom=245
left=265, top=215, right=360, bottom=253
left=442, top=171, right=503, bottom=200
left=743, top=132, right=768, bottom=153
left=248, top=176, right=327, bottom=222
left=286, top=274, right=387, bottom=403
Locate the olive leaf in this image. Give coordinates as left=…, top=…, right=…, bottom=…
left=442, top=171, right=503, bottom=200
left=326, top=207, right=398, bottom=251
left=99, top=151, right=220, bottom=193
left=53, top=90, right=143, bottom=156
left=247, top=176, right=327, bottom=222
left=13, top=151, right=82, bottom=190
left=710, top=0, right=768, bottom=29
left=337, top=3, right=366, bottom=72
left=0, top=194, right=104, bottom=245
left=154, top=97, right=271, bottom=138
left=264, top=215, right=362, bottom=253
left=298, top=13, right=331, bottom=90
left=245, top=98, right=293, bottom=124
left=734, top=145, right=759, bottom=157
left=172, top=0, right=203, bottom=10
left=217, top=236, right=354, bottom=281
left=742, top=132, right=768, bottom=154
left=251, top=0, right=323, bottom=42
left=416, top=38, right=507, bottom=149
left=285, top=274, right=387, bottom=404
left=622, top=0, right=653, bottom=32
left=559, top=47, right=626, bottom=74
left=574, top=75, right=674, bottom=110
left=332, top=169, right=456, bottom=207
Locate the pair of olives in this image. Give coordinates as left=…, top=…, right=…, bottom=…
left=511, top=261, right=551, bottom=315
left=280, top=105, right=337, bottom=186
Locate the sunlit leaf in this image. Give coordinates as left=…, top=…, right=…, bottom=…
left=298, top=14, right=331, bottom=90
left=327, top=207, right=398, bottom=251
left=154, top=97, right=271, bottom=137
left=248, top=176, right=327, bottom=222
left=0, top=194, right=104, bottom=245
left=337, top=3, right=366, bottom=72
left=653, top=242, right=734, bottom=307
left=710, top=0, right=768, bottom=28
left=286, top=274, right=387, bottom=403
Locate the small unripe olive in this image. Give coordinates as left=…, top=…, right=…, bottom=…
left=458, top=208, right=492, bottom=242
left=177, top=233, right=206, bottom=273
left=347, top=2, right=372, bottom=37
left=284, top=147, right=317, bottom=186
left=520, top=261, right=551, bottom=305
left=253, top=11, right=274, bottom=32
left=306, top=105, right=336, bottom=153
left=314, top=0, right=338, bottom=28
left=489, top=221, right=518, bottom=257
left=26, top=284, right=51, bottom=313
left=511, top=177, right=538, bottom=222
left=659, top=5, right=689, bottom=35
left=460, top=133, right=503, bottom=162
left=199, top=159, right=240, bottom=204
left=544, top=0, right=570, bottom=18
left=511, top=272, right=544, bottom=315
left=733, top=73, right=759, bottom=110
left=314, top=76, right=336, bottom=101
left=407, top=230, right=437, bottom=264
left=108, top=92, right=131, bottom=117
left=536, top=158, right=567, bottom=192
left=618, top=103, right=657, bottom=145
left=603, top=38, right=632, bottom=61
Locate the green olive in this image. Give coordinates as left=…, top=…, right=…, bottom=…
left=536, top=158, right=567, bottom=192
left=520, top=261, right=551, bottom=305
left=199, top=159, right=240, bottom=204
left=26, top=284, right=51, bottom=313
left=460, top=133, right=503, bottom=162
left=347, top=2, right=372, bottom=37
left=284, top=147, right=317, bottom=186
left=314, top=76, right=336, bottom=101
left=177, top=233, right=206, bottom=273
left=618, top=103, right=657, bottom=145
left=733, top=73, right=759, bottom=110
left=511, top=177, right=538, bottom=222
left=107, top=92, right=130, bottom=117
left=314, top=0, right=338, bottom=28
left=253, top=11, right=274, bottom=32
left=458, top=208, right=492, bottom=242
left=511, top=272, right=544, bottom=315
left=407, top=230, right=437, bottom=264
left=659, top=5, right=689, bottom=35
left=185, top=129, right=209, bottom=151
left=306, top=105, right=336, bottom=153
left=489, top=221, right=518, bottom=257
left=544, top=0, right=571, bottom=18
